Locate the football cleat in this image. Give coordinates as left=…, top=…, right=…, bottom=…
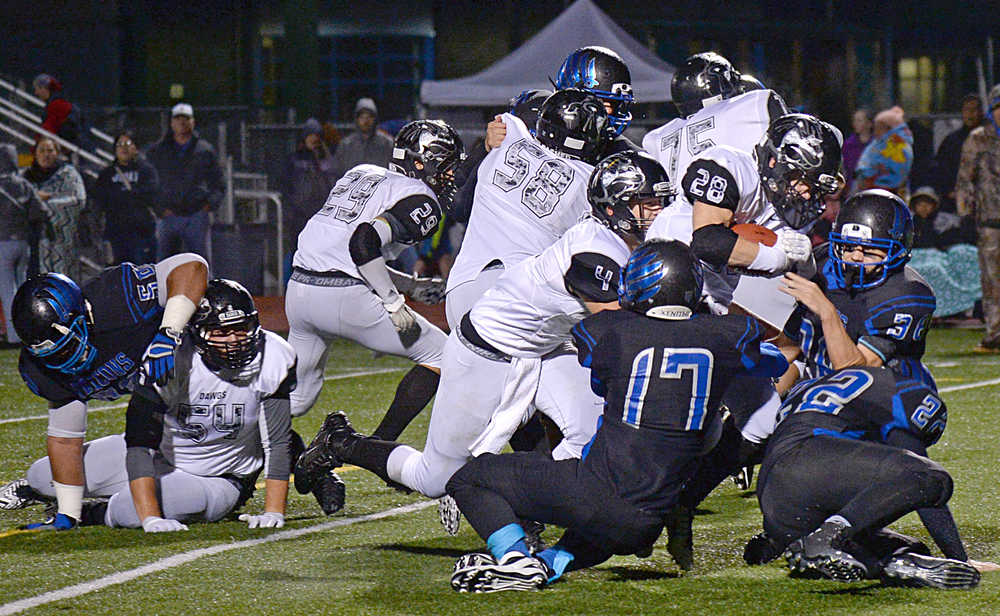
left=451, top=551, right=548, bottom=593
left=881, top=552, right=980, bottom=590
left=784, top=519, right=868, bottom=582
left=664, top=503, right=695, bottom=571
left=733, top=466, right=754, bottom=491
left=293, top=411, right=360, bottom=494
left=438, top=495, right=461, bottom=536
left=523, top=520, right=546, bottom=554
left=0, top=479, right=47, bottom=510
left=313, top=471, right=346, bottom=516
left=21, top=512, right=78, bottom=531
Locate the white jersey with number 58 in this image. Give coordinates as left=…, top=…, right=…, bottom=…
left=447, top=113, right=595, bottom=292
left=642, top=90, right=784, bottom=191
left=294, top=164, right=438, bottom=278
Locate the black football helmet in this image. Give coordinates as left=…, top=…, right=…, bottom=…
left=829, top=189, right=914, bottom=290
left=390, top=120, right=465, bottom=209
left=190, top=279, right=264, bottom=372
left=12, top=273, right=96, bottom=374
left=535, top=89, right=610, bottom=164
left=756, top=113, right=843, bottom=229
left=554, top=46, right=634, bottom=136
left=670, top=52, right=742, bottom=118
left=619, top=240, right=704, bottom=320
left=509, top=89, right=552, bottom=134
left=587, top=150, right=672, bottom=242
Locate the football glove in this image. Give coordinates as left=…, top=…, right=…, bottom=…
left=21, top=512, right=78, bottom=531
left=140, top=327, right=183, bottom=387
left=142, top=515, right=188, bottom=533
left=775, top=228, right=812, bottom=263
left=383, top=295, right=421, bottom=348
left=387, top=267, right=447, bottom=305
left=238, top=512, right=285, bottom=529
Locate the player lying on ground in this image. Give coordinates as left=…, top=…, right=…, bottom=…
left=1, top=280, right=299, bottom=531
left=445, top=240, right=789, bottom=592
left=746, top=366, right=995, bottom=587
left=9, top=253, right=207, bottom=529
left=294, top=148, right=668, bottom=534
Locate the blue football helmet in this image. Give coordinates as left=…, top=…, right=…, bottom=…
left=829, top=189, right=914, bottom=290
left=12, top=273, right=97, bottom=374
left=619, top=240, right=704, bottom=319
left=554, top=46, right=634, bottom=137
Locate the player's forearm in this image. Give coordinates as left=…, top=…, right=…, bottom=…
left=728, top=237, right=764, bottom=268
left=820, top=312, right=867, bottom=369
left=129, top=476, right=163, bottom=520
left=264, top=479, right=288, bottom=515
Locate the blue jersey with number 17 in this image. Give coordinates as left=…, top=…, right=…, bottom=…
left=570, top=309, right=770, bottom=515
left=19, top=263, right=163, bottom=405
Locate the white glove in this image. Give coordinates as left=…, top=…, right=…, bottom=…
left=383, top=294, right=421, bottom=347
left=775, top=228, right=812, bottom=263
left=238, top=512, right=285, bottom=529
left=141, top=515, right=188, bottom=533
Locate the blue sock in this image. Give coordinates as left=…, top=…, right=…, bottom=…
left=537, top=547, right=574, bottom=581
left=486, top=523, right=526, bottom=561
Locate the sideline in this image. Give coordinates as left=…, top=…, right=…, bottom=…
left=0, top=367, right=407, bottom=425
left=0, top=500, right=435, bottom=615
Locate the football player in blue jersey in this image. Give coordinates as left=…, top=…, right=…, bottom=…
left=444, top=240, right=789, bottom=592
left=7, top=253, right=208, bottom=529
left=554, top=46, right=639, bottom=153
left=746, top=366, right=990, bottom=588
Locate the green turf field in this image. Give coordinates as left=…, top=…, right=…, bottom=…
left=0, top=328, right=997, bottom=615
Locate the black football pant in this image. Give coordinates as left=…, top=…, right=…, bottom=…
left=446, top=452, right=663, bottom=571
left=758, top=435, right=952, bottom=565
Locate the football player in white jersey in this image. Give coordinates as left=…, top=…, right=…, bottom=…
left=286, top=121, right=463, bottom=451
left=642, top=52, right=787, bottom=194
left=295, top=151, right=670, bottom=510
left=6, top=280, right=296, bottom=532
left=445, top=89, right=611, bottom=329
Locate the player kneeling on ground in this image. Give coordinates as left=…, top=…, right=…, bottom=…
left=746, top=366, right=993, bottom=588
left=445, top=240, right=789, bottom=592
left=1, top=280, right=298, bottom=532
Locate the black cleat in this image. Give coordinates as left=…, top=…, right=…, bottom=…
left=312, top=471, right=346, bottom=515
left=294, top=411, right=361, bottom=494
left=523, top=520, right=546, bottom=554
left=664, top=503, right=694, bottom=570
left=784, top=519, right=868, bottom=582
left=733, top=465, right=755, bottom=491
left=881, top=552, right=980, bottom=589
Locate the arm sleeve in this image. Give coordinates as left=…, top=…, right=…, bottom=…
left=259, top=397, right=292, bottom=481
left=124, top=394, right=167, bottom=481
left=154, top=253, right=209, bottom=306
left=563, top=252, right=621, bottom=303
left=690, top=224, right=739, bottom=269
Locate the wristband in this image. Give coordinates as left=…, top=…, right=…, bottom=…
left=161, top=295, right=197, bottom=332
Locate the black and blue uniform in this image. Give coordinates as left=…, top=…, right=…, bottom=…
left=785, top=254, right=937, bottom=388
left=757, top=366, right=966, bottom=564
left=19, top=263, right=163, bottom=405
left=447, top=309, right=784, bottom=571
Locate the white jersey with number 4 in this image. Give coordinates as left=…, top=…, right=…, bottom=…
left=642, top=90, right=782, bottom=191
left=447, top=113, right=595, bottom=293
left=294, top=164, right=438, bottom=278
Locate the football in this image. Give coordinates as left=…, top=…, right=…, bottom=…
left=732, top=223, right=778, bottom=247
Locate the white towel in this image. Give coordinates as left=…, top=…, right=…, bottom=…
left=468, top=356, right=542, bottom=457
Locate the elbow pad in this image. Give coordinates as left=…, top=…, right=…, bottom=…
left=348, top=223, right=384, bottom=267
left=690, top=224, right=738, bottom=269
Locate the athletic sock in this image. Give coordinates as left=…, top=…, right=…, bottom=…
left=372, top=365, right=439, bottom=440
left=537, top=547, right=575, bottom=581
left=486, top=523, right=526, bottom=561
left=347, top=437, right=400, bottom=485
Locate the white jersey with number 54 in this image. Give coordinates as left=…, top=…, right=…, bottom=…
left=642, top=90, right=784, bottom=191
left=447, top=113, right=595, bottom=292
left=294, top=164, right=438, bottom=278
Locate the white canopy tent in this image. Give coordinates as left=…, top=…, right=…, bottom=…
left=420, top=0, right=675, bottom=107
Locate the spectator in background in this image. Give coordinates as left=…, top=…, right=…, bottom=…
left=841, top=108, right=872, bottom=192
left=956, top=84, right=1000, bottom=352
left=32, top=74, right=89, bottom=149
left=0, top=144, right=47, bottom=345
left=853, top=105, right=913, bottom=198
left=281, top=118, right=338, bottom=262
left=92, top=131, right=160, bottom=265
left=146, top=103, right=224, bottom=262
left=906, top=186, right=981, bottom=319
left=330, top=98, right=394, bottom=181
left=22, top=137, right=86, bottom=281
left=935, top=94, right=984, bottom=213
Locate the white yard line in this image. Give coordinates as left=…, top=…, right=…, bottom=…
left=0, top=367, right=406, bottom=425
left=0, top=500, right=435, bottom=615
left=938, top=376, right=1000, bottom=393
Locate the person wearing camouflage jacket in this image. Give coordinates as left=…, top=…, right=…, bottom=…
left=956, top=84, right=1000, bottom=351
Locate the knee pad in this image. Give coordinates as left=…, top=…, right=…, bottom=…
left=47, top=402, right=87, bottom=439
